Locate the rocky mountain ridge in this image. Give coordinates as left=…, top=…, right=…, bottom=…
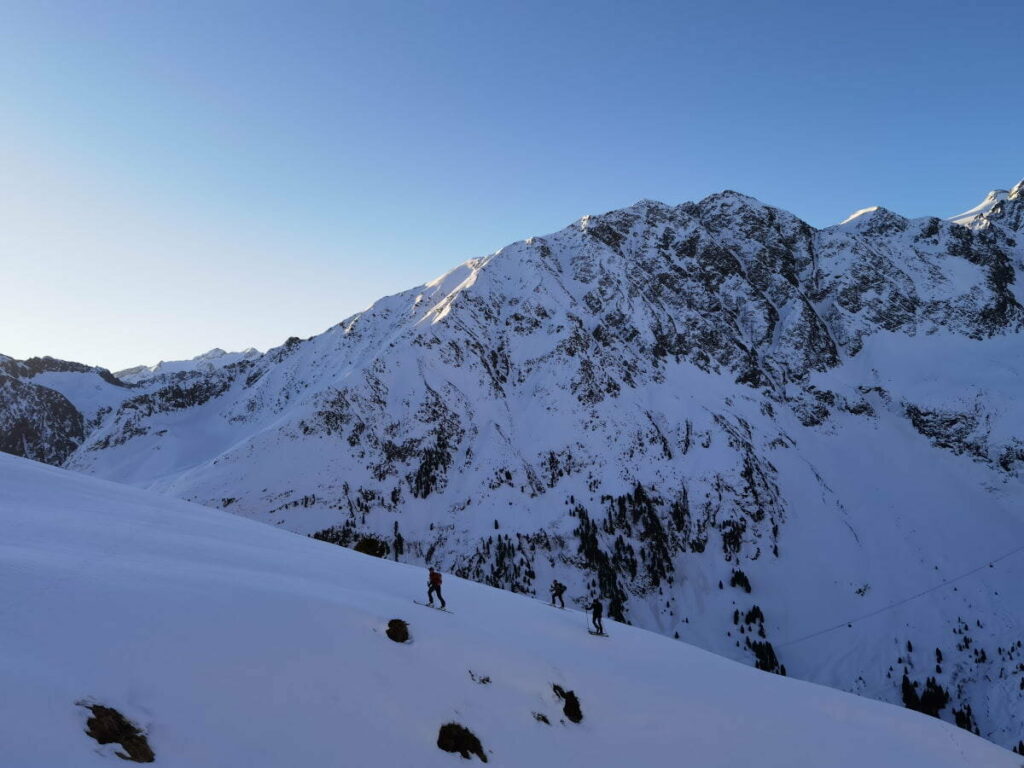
left=0, top=355, right=132, bottom=464
left=114, top=346, right=262, bottom=384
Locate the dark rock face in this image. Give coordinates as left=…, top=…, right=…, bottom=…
left=437, top=722, right=487, bottom=762
left=905, top=405, right=988, bottom=460
left=983, top=181, right=1024, bottom=233
left=0, top=375, right=85, bottom=464
left=81, top=703, right=155, bottom=763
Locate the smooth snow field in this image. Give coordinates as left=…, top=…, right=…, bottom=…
left=0, top=453, right=1015, bottom=767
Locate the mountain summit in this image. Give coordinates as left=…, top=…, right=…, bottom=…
left=949, top=179, right=1024, bottom=227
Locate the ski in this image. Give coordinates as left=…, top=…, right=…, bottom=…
left=413, top=600, right=453, bottom=614
left=588, top=631, right=609, bottom=637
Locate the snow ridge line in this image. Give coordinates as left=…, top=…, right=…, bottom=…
left=777, top=542, right=1024, bottom=648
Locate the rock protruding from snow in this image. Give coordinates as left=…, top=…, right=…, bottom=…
left=80, top=703, right=155, bottom=763
left=437, top=723, right=488, bottom=762
left=386, top=618, right=410, bottom=643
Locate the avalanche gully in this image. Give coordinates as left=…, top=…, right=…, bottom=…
left=2, top=180, right=1023, bottom=750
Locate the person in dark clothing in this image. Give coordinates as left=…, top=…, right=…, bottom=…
left=427, top=567, right=446, bottom=609
left=590, top=598, right=604, bottom=634
left=550, top=580, right=566, bottom=608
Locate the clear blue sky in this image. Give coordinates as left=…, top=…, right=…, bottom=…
left=2, top=0, right=1021, bottom=371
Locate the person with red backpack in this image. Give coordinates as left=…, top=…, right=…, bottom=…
left=427, top=566, right=446, bottom=609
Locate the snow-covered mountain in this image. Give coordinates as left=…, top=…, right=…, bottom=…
left=115, top=347, right=262, bottom=384
left=3, top=180, right=1024, bottom=749
left=0, top=452, right=1016, bottom=767
left=0, top=355, right=133, bottom=464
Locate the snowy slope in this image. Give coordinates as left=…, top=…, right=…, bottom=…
left=811, top=331, right=1024, bottom=470
left=5, top=180, right=1024, bottom=749
left=0, top=453, right=1015, bottom=767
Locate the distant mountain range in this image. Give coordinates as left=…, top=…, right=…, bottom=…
left=3, top=180, right=1023, bottom=749
left=114, top=347, right=262, bottom=384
